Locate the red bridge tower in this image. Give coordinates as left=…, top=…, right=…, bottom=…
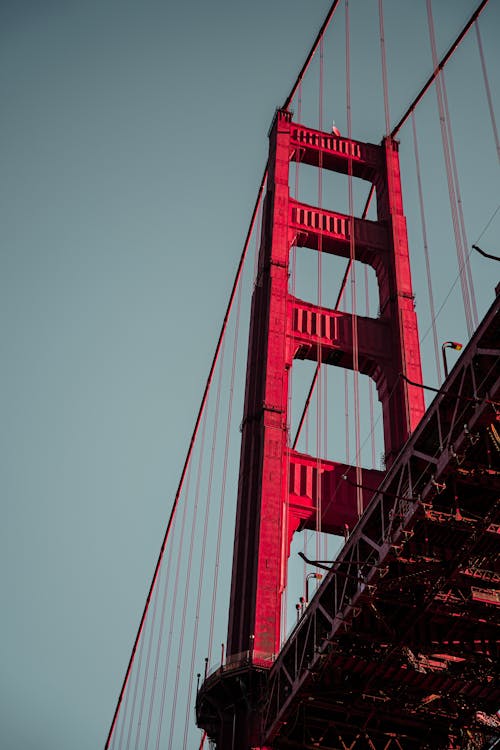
left=198, top=109, right=425, bottom=748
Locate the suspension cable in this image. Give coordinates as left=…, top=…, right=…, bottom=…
left=206, top=282, right=243, bottom=667
left=391, top=0, right=490, bottom=137
left=282, top=0, right=342, bottom=111
left=475, top=20, right=500, bottom=165
left=316, top=35, right=325, bottom=557
left=133, top=557, right=161, bottom=750
left=411, top=111, right=442, bottom=384
left=364, top=265, right=377, bottom=469
left=440, top=66, right=478, bottom=328
left=378, top=0, right=391, bottom=136
left=124, top=620, right=146, bottom=750
left=166, top=407, right=209, bottom=750
left=426, top=0, right=474, bottom=338
left=153, top=474, right=191, bottom=750
left=142, top=512, right=178, bottom=750
left=292, top=186, right=375, bottom=450
left=345, top=0, right=363, bottom=517
left=179, top=338, right=227, bottom=750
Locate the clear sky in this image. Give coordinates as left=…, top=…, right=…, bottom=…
left=1, top=2, right=499, bottom=749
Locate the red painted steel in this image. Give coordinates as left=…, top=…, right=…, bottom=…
left=227, top=110, right=425, bottom=663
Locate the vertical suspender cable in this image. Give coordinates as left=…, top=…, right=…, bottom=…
left=206, top=282, right=243, bottom=667
left=315, top=37, right=325, bottom=560
left=440, top=70, right=478, bottom=328
left=143, top=476, right=187, bottom=748
left=426, top=0, right=474, bottom=338
left=364, top=265, right=376, bottom=468
left=411, top=111, right=442, bottom=384
left=133, top=558, right=162, bottom=750
left=475, top=20, right=500, bottom=164
left=113, top=668, right=129, bottom=750
left=391, top=0, right=490, bottom=138
left=180, top=338, right=227, bottom=749
left=292, top=186, right=375, bottom=451
left=345, top=0, right=363, bottom=516
left=283, top=0, right=342, bottom=111
left=153, top=471, right=193, bottom=750
left=165, top=407, right=209, bottom=750
left=289, top=83, right=303, bottom=641
left=104, top=169, right=267, bottom=750
left=124, top=624, right=146, bottom=750
left=378, top=0, right=391, bottom=136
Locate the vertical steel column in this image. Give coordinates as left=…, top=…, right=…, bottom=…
left=227, top=110, right=292, bottom=659
left=376, top=137, right=425, bottom=465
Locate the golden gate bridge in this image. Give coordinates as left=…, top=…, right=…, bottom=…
left=105, top=2, right=499, bottom=748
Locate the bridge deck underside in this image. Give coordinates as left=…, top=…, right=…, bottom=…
left=263, top=294, right=500, bottom=749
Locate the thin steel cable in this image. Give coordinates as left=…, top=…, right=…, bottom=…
left=411, top=111, right=442, bottom=385
left=133, top=555, right=162, bottom=750
left=104, top=167, right=267, bottom=750
left=283, top=0, right=342, bottom=110
left=124, top=626, right=146, bottom=750
left=207, top=281, right=243, bottom=666
left=346, top=0, right=362, bottom=516
left=426, top=0, right=474, bottom=338
left=143, top=471, right=190, bottom=749
left=114, top=659, right=131, bottom=750
left=292, top=186, right=375, bottom=451
left=144, top=556, right=169, bottom=748
left=181, top=340, right=227, bottom=749
left=321, top=37, right=329, bottom=562
left=315, top=36, right=325, bottom=558
left=144, top=465, right=191, bottom=748
left=142, top=570, right=174, bottom=748
left=391, top=0, right=491, bottom=138
left=171, top=337, right=229, bottom=746
left=476, top=202, right=500, bottom=242
left=418, top=199, right=500, bottom=356
left=152, top=470, right=193, bottom=750
left=440, top=67, right=478, bottom=328
left=475, top=20, right=500, bottom=165
left=307, top=375, right=404, bottom=537
left=285, top=83, right=303, bottom=644
left=378, top=0, right=391, bottom=136
left=364, top=265, right=376, bottom=469
left=161, top=409, right=208, bottom=750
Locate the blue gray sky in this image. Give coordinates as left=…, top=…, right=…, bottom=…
left=1, top=2, right=499, bottom=749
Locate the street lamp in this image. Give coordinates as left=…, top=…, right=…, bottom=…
left=305, top=572, right=323, bottom=604
left=441, top=341, right=463, bottom=379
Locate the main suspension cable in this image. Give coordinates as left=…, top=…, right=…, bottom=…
left=283, top=0, right=342, bottom=111
left=391, top=0, right=490, bottom=138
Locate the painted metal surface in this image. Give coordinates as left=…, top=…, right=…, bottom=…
left=227, top=110, right=425, bottom=664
